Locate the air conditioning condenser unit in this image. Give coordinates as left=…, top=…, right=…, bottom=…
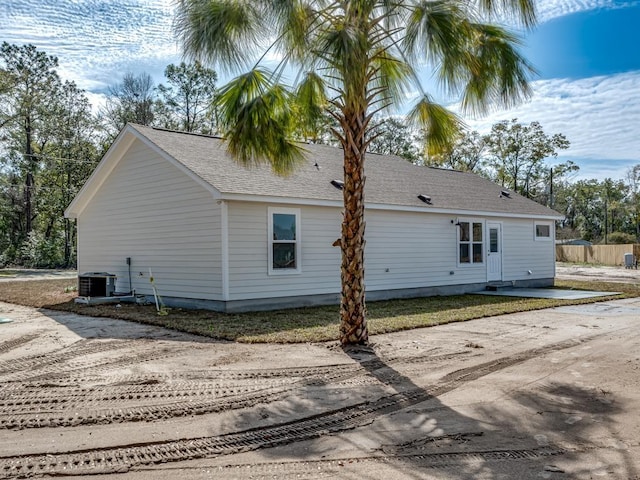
left=78, top=273, right=116, bottom=297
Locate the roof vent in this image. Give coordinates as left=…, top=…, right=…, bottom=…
left=500, top=190, right=511, bottom=198
left=417, top=194, right=432, bottom=204
left=331, top=179, right=344, bottom=190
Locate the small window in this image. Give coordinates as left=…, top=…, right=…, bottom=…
left=535, top=222, right=552, bottom=241
left=268, top=207, right=301, bottom=274
left=458, top=220, right=483, bottom=265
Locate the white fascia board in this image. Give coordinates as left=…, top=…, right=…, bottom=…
left=219, top=193, right=343, bottom=208
left=64, top=126, right=136, bottom=219
left=366, top=204, right=565, bottom=221
left=218, top=193, right=564, bottom=221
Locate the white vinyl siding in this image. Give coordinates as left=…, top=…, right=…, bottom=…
left=227, top=206, right=556, bottom=300
left=502, top=218, right=555, bottom=280
left=77, top=139, right=222, bottom=299
left=364, top=211, right=487, bottom=290
left=227, top=202, right=340, bottom=300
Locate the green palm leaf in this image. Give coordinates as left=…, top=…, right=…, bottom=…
left=174, top=0, right=264, bottom=74
left=408, top=95, right=464, bottom=157
left=217, top=68, right=304, bottom=174
left=460, top=23, right=536, bottom=114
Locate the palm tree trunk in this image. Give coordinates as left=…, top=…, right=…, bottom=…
left=339, top=113, right=368, bottom=345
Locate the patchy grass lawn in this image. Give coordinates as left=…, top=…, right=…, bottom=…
left=0, top=278, right=637, bottom=343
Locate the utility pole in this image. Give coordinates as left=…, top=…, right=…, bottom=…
left=549, top=167, right=554, bottom=209
left=604, top=197, right=608, bottom=245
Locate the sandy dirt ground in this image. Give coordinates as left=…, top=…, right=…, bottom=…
left=0, top=275, right=639, bottom=480
left=555, top=264, right=640, bottom=284
left=0, top=269, right=78, bottom=282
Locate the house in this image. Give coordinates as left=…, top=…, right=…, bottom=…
left=557, top=239, right=592, bottom=246
left=65, top=124, right=563, bottom=312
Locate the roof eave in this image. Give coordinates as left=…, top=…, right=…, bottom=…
left=218, top=192, right=564, bottom=220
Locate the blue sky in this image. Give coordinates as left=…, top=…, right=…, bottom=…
left=526, top=4, right=640, bottom=78
left=1, top=0, right=639, bottom=182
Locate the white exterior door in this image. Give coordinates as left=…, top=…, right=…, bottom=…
left=487, top=222, right=503, bottom=282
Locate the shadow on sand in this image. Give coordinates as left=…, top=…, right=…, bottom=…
left=220, top=342, right=634, bottom=479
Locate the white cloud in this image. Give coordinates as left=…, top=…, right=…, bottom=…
left=83, top=91, right=108, bottom=113
left=3, top=0, right=634, bottom=95
left=559, top=157, right=638, bottom=181
left=458, top=71, right=640, bottom=179
left=1, top=0, right=180, bottom=92
left=536, top=0, right=640, bottom=22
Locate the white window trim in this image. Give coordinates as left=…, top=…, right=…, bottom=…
left=268, top=207, right=302, bottom=275
left=456, top=218, right=485, bottom=267
left=534, top=221, right=553, bottom=242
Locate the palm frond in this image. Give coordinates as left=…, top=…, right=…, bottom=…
left=408, top=96, right=464, bottom=156
left=216, top=69, right=305, bottom=174
left=369, top=49, right=413, bottom=108
left=459, top=24, right=536, bottom=114
left=294, top=72, right=328, bottom=133
left=262, top=0, right=321, bottom=62
left=174, top=0, right=264, bottom=74
left=403, top=0, right=470, bottom=65
left=476, top=0, right=537, bottom=29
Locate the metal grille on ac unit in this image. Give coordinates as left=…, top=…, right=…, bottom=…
left=78, top=273, right=116, bottom=297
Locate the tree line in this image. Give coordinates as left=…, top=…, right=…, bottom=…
left=428, top=121, right=640, bottom=244
left=0, top=43, right=220, bottom=268
left=1, top=42, right=638, bottom=268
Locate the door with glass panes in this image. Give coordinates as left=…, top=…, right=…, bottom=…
left=487, top=222, right=503, bottom=281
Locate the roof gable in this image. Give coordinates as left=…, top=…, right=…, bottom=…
left=65, top=125, right=222, bottom=219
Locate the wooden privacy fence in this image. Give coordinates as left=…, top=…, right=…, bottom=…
left=556, top=244, right=640, bottom=266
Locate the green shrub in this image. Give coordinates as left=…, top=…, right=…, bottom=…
left=19, top=232, right=65, bottom=268
left=606, top=231, right=637, bottom=244
left=0, top=244, right=18, bottom=267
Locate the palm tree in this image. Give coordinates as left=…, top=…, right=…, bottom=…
left=174, top=0, right=536, bottom=346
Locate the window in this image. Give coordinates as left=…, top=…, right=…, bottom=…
left=534, top=222, right=552, bottom=241
left=458, top=220, right=483, bottom=265
left=268, top=207, right=301, bottom=274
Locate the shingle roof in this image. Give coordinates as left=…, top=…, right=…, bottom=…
left=131, top=124, right=561, bottom=218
